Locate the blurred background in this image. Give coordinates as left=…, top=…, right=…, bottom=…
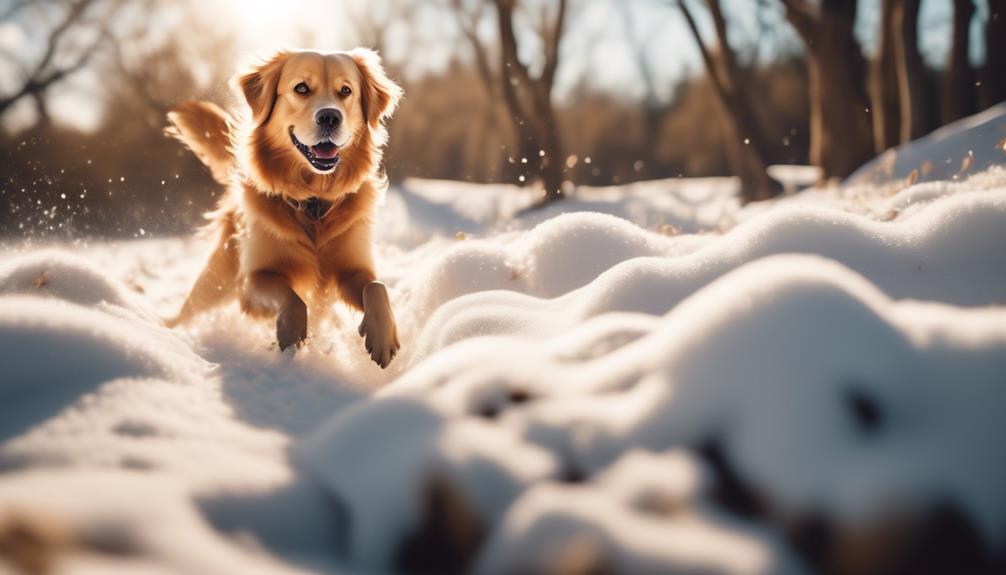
left=0, top=0, right=1002, bottom=238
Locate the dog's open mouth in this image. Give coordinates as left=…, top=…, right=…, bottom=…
left=290, top=129, right=340, bottom=172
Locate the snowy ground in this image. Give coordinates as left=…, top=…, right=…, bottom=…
left=1, top=106, right=1006, bottom=574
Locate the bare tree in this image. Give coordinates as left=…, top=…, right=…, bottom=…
left=982, top=0, right=1006, bottom=108
left=870, top=0, right=900, bottom=152
left=448, top=0, right=496, bottom=98
left=104, top=2, right=233, bottom=128
left=942, top=0, right=976, bottom=124
left=677, top=0, right=781, bottom=201
left=446, top=0, right=517, bottom=182
left=345, top=0, right=418, bottom=60
left=779, top=0, right=873, bottom=179
left=893, top=0, right=929, bottom=142
left=0, top=0, right=117, bottom=117
left=494, top=0, right=568, bottom=206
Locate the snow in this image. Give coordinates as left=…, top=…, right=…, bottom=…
left=2, top=108, right=1006, bottom=573
left=848, top=101, right=1006, bottom=186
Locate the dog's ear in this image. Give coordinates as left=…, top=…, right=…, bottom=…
left=348, top=48, right=403, bottom=129
left=236, top=51, right=291, bottom=127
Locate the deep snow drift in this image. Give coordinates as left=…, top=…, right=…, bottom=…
left=1, top=106, right=1006, bottom=574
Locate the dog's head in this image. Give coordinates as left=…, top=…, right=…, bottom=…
left=237, top=49, right=402, bottom=198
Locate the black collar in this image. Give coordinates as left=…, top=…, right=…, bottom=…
left=283, top=196, right=335, bottom=221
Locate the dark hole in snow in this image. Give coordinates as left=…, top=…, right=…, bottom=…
left=395, top=475, right=484, bottom=575
left=507, top=388, right=532, bottom=404
left=793, top=504, right=1000, bottom=575
left=845, top=386, right=884, bottom=436
left=476, top=403, right=500, bottom=419
left=892, top=504, right=1000, bottom=575
left=476, top=389, right=534, bottom=419
left=787, top=513, right=834, bottom=571
left=559, top=463, right=587, bottom=484
left=697, top=440, right=764, bottom=519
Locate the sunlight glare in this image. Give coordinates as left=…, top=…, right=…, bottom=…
left=211, top=0, right=346, bottom=55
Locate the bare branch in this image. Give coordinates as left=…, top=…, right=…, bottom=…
left=494, top=0, right=535, bottom=95
left=0, top=0, right=106, bottom=115
left=447, top=0, right=496, bottom=98
left=540, top=0, right=566, bottom=90
left=676, top=0, right=730, bottom=103
left=777, top=0, right=818, bottom=46
left=31, top=0, right=98, bottom=76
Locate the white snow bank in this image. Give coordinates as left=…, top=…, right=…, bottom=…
left=3, top=151, right=1006, bottom=573
left=300, top=254, right=1006, bottom=572
left=393, top=211, right=708, bottom=333
left=381, top=176, right=739, bottom=248
left=475, top=451, right=807, bottom=575
left=0, top=252, right=210, bottom=441
left=403, top=187, right=1006, bottom=366
left=0, top=251, right=334, bottom=573
left=848, top=101, right=1006, bottom=186
left=0, top=249, right=158, bottom=321
left=297, top=398, right=556, bottom=569
left=0, top=471, right=310, bottom=574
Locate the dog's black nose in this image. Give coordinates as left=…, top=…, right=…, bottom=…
left=316, top=108, right=342, bottom=130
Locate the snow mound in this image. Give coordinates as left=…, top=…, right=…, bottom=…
left=0, top=252, right=207, bottom=441
left=0, top=471, right=309, bottom=574
left=849, top=102, right=1006, bottom=186
left=297, top=398, right=556, bottom=569
left=476, top=451, right=808, bottom=575
left=0, top=250, right=156, bottom=319
left=3, top=153, right=1006, bottom=573
left=405, top=188, right=1006, bottom=365
left=0, top=251, right=203, bottom=387
left=299, top=254, right=1006, bottom=573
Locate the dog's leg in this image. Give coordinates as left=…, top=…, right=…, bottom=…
left=242, top=271, right=307, bottom=351
left=338, top=269, right=400, bottom=368
left=167, top=216, right=239, bottom=327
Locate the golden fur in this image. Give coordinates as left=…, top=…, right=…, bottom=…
left=166, top=49, right=403, bottom=367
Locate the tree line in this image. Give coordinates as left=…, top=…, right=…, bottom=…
left=1, top=0, right=1003, bottom=236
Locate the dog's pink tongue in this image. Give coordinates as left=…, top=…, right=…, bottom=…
left=312, top=142, right=339, bottom=159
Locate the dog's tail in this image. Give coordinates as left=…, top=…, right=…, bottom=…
left=165, top=101, right=235, bottom=186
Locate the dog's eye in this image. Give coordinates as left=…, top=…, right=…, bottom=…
left=339, top=86, right=352, bottom=97
left=294, top=82, right=310, bottom=95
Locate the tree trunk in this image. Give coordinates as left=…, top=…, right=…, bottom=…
left=871, top=0, right=901, bottom=152
left=535, top=101, right=564, bottom=201
left=942, top=0, right=976, bottom=124
left=494, top=0, right=566, bottom=207
left=679, top=0, right=781, bottom=202
left=451, top=1, right=526, bottom=183
left=31, top=90, right=51, bottom=128
left=894, top=0, right=929, bottom=142
left=707, top=0, right=781, bottom=201
left=982, top=0, right=1006, bottom=108
left=786, top=0, right=873, bottom=179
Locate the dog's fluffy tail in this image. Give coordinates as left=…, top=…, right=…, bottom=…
left=165, top=101, right=235, bottom=186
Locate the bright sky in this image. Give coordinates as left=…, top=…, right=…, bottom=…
left=174, top=0, right=975, bottom=100
left=0, top=0, right=981, bottom=132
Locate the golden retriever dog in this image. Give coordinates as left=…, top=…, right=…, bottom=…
left=165, top=49, right=403, bottom=368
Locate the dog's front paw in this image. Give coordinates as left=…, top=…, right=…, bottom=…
left=358, top=282, right=400, bottom=368
left=277, top=296, right=308, bottom=351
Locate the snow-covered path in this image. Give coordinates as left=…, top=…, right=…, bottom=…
left=2, top=107, right=1006, bottom=574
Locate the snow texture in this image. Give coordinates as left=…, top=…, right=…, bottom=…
left=1, top=105, right=1005, bottom=573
